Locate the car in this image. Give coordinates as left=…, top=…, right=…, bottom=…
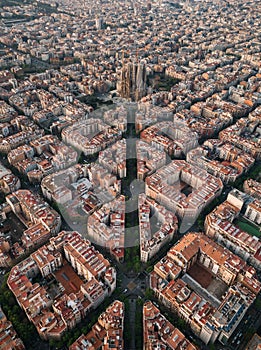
left=123, top=288, right=128, bottom=293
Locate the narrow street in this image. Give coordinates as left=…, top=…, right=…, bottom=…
left=118, top=102, right=144, bottom=349
left=121, top=102, right=141, bottom=248
left=128, top=298, right=136, bottom=350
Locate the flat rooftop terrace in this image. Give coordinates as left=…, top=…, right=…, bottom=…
left=54, top=261, right=83, bottom=294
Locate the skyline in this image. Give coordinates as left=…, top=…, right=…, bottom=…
left=0, top=0, right=261, bottom=349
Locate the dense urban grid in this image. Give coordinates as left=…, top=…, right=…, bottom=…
left=0, top=0, right=261, bottom=349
